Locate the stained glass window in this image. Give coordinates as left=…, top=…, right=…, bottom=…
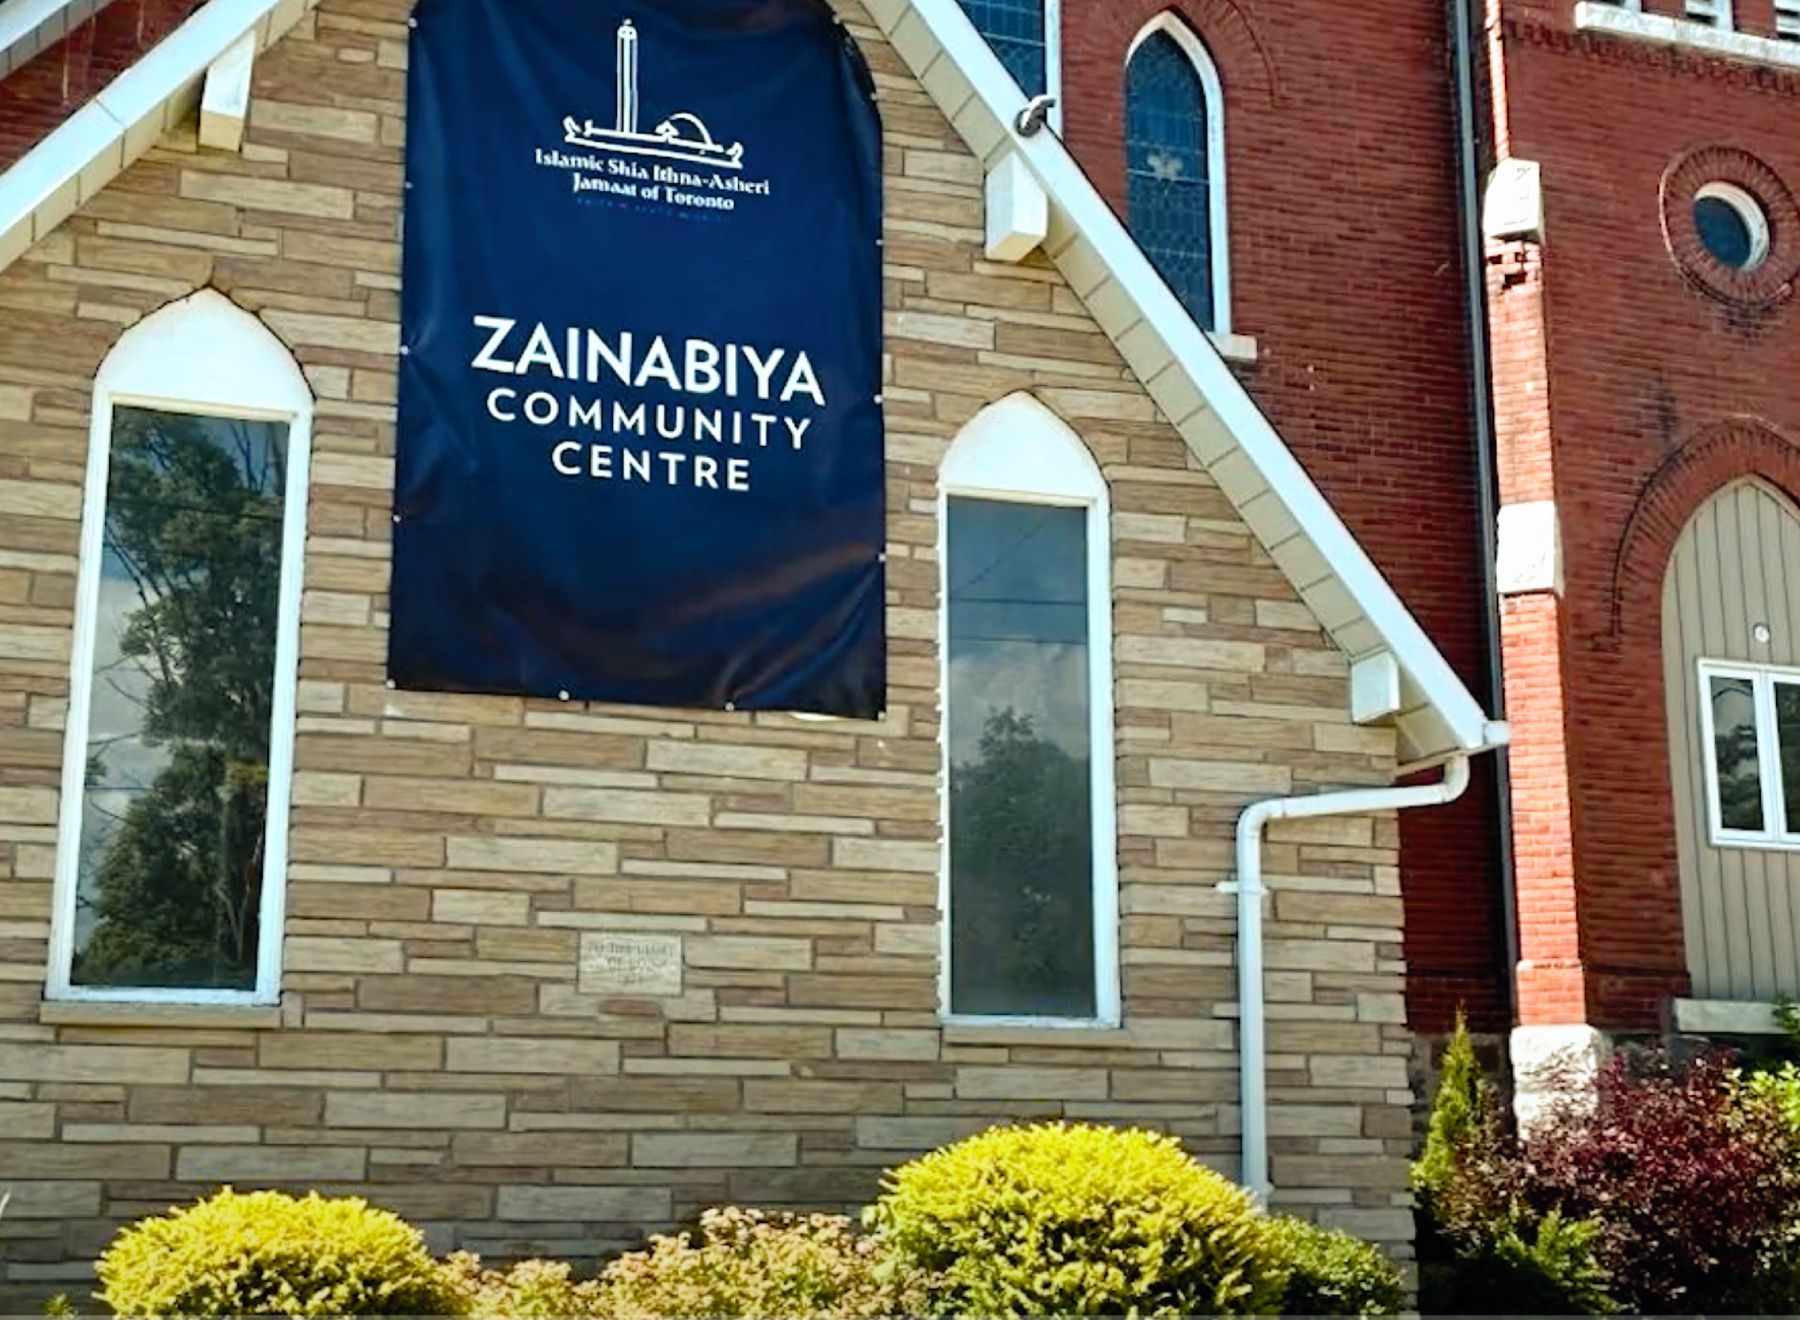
left=1126, top=29, right=1217, bottom=329
left=957, top=0, right=1047, bottom=96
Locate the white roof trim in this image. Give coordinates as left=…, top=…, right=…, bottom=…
left=0, top=0, right=111, bottom=78
left=0, top=0, right=314, bottom=268
left=869, top=0, right=1499, bottom=761
left=0, top=0, right=1499, bottom=761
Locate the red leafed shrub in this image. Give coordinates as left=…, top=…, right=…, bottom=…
left=1515, top=1051, right=1800, bottom=1314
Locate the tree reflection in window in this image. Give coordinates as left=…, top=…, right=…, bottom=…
left=72, top=406, right=287, bottom=991
left=1709, top=674, right=1764, bottom=833
left=947, top=497, right=1094, bottom=1018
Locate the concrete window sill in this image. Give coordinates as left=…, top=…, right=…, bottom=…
left=941, top=1021, right=1132, bottom=1049
left=1574, top=2, right=1800, bottom=72
left=1208, top=330, right=1259, bottom=363
left=39, top=999, right=283, bottom=1029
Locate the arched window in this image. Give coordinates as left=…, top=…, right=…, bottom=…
left=939, top=394, right=1117, bottom=1024
left=47, top=290, right=313, bottom=1005
left=957, top=0, right=1056, bottom=98
left=1125, top=16, right=1229, bottom=332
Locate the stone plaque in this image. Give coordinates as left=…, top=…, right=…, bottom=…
left=579, top=932, right=683, bottom=997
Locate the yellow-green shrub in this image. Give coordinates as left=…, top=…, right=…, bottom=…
left=594, top=1208, right=925, bottom=1319
left=95, top=1188, right=462, bottom=1317
left=1266, top=1217, right=1404, bottom=1317
left=441, top=1254, right=603, bottom=1318
left=864, top=1122, right=1288, bottom=1317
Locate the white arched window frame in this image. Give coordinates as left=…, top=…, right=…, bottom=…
left=46, top=290, right=314, bottom=1005
left=956, top=0, right=1064, bottom=126
left=1125, top=12, right=1232, bottom=336
left=938, top=393, right=1119, bottom=1026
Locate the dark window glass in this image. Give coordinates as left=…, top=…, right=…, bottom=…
left=1778, top=683, right=1800, bottom=834
left=1694, top=194, right=1755, bottom=268
left=1709, top=674, right=1764, bottom=833
left=947, top=498, right=1094, bottom=1018
left=1126, top=30, right=1214, bottom=328
left=71, top=407, right=288, bottom=991
left=957, top=0, right=1046, bottom=96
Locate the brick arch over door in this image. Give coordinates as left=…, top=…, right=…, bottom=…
left=1662, top=478, right=1800, bottom=1002
left=1570, top=421, right=1800, bottom=1025
left=1610, top=418, right=1800, bottom=650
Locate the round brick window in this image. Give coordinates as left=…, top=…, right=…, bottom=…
left=1661, top=147, right=1800, bottom=308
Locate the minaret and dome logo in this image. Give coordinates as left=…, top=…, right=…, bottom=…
left=561, top=21, right=746, bottom=171
left=533, top=18, right=772, bottom=212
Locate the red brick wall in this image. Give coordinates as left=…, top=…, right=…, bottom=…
left=1059, top=0, right=1511, bottom=1032
left=0, top=0, right=199, bottom=171
left=1489, top=3, right=1800, bottom=1028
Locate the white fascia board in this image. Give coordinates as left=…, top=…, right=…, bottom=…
left=0, top=0, right=314, bottom=278
left=885, top=0, right=1499, bottom=759
left=0, top=0, right=105, bottom=78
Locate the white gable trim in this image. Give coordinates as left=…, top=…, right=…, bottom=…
left=870, top=0, right=1501, bottom=762
left=0, top=0, right=103, bottom=78
left=0, top=0, right=314, bottom=268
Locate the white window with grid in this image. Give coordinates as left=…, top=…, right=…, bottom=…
left=1778, top=0, right=1800, bottom=40
left=1698, top=660, right=1800, bottom=851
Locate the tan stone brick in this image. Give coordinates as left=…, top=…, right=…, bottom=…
left=358, top=975, right=539, bottom=1016
left=744, top=1079, right=904, bottom=1112
left=0, top=1180, right=102, bottom=1218
left=666, top=829, right=828, bottom=867
left=646, top=741, right=807, bottom=780
left=452, top=1131, right=627, bottom=1165
left=361, top=776, right=539, bottom=817
left=835, top=1028, right=940, bottom=1061
left=261, top=1033, right=441, bottom=1071
left=0, top=1141, right=169, bottom=1178
left=325, top=1092, right=506, bottom=1128
left=496, top=1184, right=672, bottom=1221
left=176, top=1145, right=367, bottom=1181
left=830, top=837, right=939, bottom=872
left=667, top=1024, right=832, bottom=1058
left=1148, top=759, right=1293, bottom=794
left=854, top=1115, right=1007, bottom=1149
left=129, top=1086, right=322, bottom=1126
left=632, top=1132, right=797, bottom=1166
left=433, top=888, right=531, bottom=926
left=1309, top=1055, right=1410, bottom=1090
left=0, top=1044, right=187, bottom=1085
left=446, top=835, right=618, bottom=875
left=542, top=787, right=711, bottom=826
left=686, top=935, right=812, bottom=972
left=285, top=936, right=405, bottom=974
left=445, top=1036, right=620, bottom=1075
left=1119, top=637, right=1266, bottom=670
left=251, top=100, right=381, bottom=143
left=955, top=1067, right=1109, bottom=1101
left=180, top=172, right=357, bottom=219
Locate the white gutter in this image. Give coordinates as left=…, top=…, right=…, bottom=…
left=1228, top=736, right=1504, bottom=1203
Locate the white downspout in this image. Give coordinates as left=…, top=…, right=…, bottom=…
left=1228, top=751, right=1484, bottom=1205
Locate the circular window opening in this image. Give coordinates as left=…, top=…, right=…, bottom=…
left=1693, top=182, right=1771, bottom=271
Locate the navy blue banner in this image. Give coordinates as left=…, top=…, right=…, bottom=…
left=392, top=0, right=885, bottom=716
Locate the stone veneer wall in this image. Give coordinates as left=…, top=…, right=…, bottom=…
left=0, top=0, right=1412, bottom=1297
